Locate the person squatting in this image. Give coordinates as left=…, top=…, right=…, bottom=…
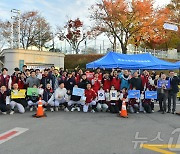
left=0, top=66, right=179, bottom=115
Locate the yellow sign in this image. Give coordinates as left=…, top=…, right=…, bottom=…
left=11, top=89, right=26, bottom=99
left=141, top=144, right=180, bottom=154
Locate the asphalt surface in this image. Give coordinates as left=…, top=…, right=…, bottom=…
left=0, top=105, right=180, bottom=154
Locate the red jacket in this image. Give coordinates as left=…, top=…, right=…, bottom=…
left=17, top=79, right=25, bottom=89
left=92, top=79, right=101, bottom=94
left=75, top=74, right=81, bottom=84
left=129, top=98, right=139, bottom=106
left=0, top=75, right=11, bottom=89
left=98, top=73, right=103, bottom=81
left=111, top=76, right=120, bottom=91
left=141, top=75, right=149, bottom=89
left=103, top=78, right=111, bottom=91
left=85, top=89, right=97, bottom=104
left=86, top=72, right=94, bottom=81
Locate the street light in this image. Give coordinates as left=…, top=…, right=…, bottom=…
left=11, top=9, right=20, bottom=49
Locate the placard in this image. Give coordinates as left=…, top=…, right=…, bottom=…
left=110, top=90, right=118, bottom=101
left=157, top=80, right=170, bottom=89
left=98, top=90, right=105, bottom=101
left=27, top=88, right=39, bottom=96
left=72, top=87, right=85, bottom=97
left=128, top=90, right=140, bottom=98
left=11, top=89, right=26, bottom=99
left=145, top=91, right=157, bottom=99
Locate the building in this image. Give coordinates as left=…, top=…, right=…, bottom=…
left=0, top=49, right=65, bottom=74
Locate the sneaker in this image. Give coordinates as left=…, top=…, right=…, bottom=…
left=43, top=108, right=47, bottom=112
left=91, top=109, right=95, bottom=113
left=10, top=110, right=14, bottom=115
left=50, top=107, right=54, bottom=112
left=152, top=110, right=154, bottom=113
left=77, top=107, right=80, bottom=112
left=143, top=111, right=146, bottom=113
left=167, top=111, right=171, bottom=113
left=64, top=107, right=69, bottom=112
left=71, top=107, right=75, bottom=112
left=30, top=107, right=33, bottom=112
left=136, top=112, right=139, bottom=114
left=172, top=112, right=175, bottom=114
left=55, top=107, right=59, bottom=112
left=2, top=112, right=7, bottom=115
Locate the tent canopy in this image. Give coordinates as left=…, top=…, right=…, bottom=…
left=175, top=61, right=180, bottom=68
left=86, top=52, right=178, bottom=70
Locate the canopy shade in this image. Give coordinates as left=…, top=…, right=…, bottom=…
left=175, top=61, right=180, bottom=68
left=86, top=52, right=178, bottom=70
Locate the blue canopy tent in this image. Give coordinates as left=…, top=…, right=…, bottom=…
left=175, top=61, right=180, bottom=68
left=86, top=52, right=178, bottom=70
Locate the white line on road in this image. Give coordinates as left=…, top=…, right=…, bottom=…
left=0, top=127, right=29, bottom=145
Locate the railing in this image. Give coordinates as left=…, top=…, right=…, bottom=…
left=128, top=48, right=180, bottom=60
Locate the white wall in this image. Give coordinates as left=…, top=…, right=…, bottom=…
left=2, top=49, right=65, bottom=74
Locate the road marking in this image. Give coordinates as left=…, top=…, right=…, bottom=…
left=141, top=144, right=180, bottom=154
left=0, top=127, right=29, bottom=145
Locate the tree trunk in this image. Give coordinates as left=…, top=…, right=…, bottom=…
left=112, top=35, right=116, bottom=52
left=121, top=42, right=127, bottom=54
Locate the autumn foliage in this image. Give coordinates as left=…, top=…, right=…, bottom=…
left=57, top=18, right=89, bottom=54
left=90, top=0, right=173, bottom=53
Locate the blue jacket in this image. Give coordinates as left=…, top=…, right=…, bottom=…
left=118, top=73, right=130, bottom=90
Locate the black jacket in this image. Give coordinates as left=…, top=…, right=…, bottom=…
left=169, top=76, right=180, bottom=93
left=78, top=79, right=90, bottom=89
left=64, top=77, right=76, bottom=91
left=129, top=77, right=143, bottom=91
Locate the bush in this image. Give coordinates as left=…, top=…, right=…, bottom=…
left=65, top=54, right=104, bottom=69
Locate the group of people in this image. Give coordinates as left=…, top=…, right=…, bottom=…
left=0, top=65, right=179, bottom=115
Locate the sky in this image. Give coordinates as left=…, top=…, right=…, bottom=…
left=0, top=0, right=172, bottom=28
left=0, top=0, right=172, bottom=53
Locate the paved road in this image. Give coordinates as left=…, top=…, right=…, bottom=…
left=0, top=105, right=180, bottom=154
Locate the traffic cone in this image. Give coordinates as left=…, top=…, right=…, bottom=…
left=120, top=99, right=128, bottom=118
left=33, top=98, right=47, bottom=118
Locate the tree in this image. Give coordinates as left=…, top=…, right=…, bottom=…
left=90, top=0, right=169, bottom=54
left=57, top=18, right=89, bottom=54
left=166, top=0, right=180, bottom=52
left=0, top=11, right=52, bottom=50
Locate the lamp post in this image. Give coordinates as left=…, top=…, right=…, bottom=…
left=11, top=9, right=20, bottom=49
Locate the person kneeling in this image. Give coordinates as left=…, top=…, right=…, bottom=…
left=0, top=86, right=11, bottom=115
left=142, top=99, right=154, bottom=113
left=129, top=98, right=140, bottom=113
left=96, top=85, right=108, bottom=112
left=42, top=83, right=54, bottom=111
left=10, top=83, right=27, bottom=114
left=83, top=83, right=97, bottom=113
left=52, top=81, right=69, bottom=112
left=68, top=85, right=83, bottom=112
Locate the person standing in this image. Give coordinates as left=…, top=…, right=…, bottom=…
left=167, top=70, right=180, bottom=114
left=25, top=71, right=40, bottom=88
left=0, top=68, right=12, bottom=90
left=129, top=71, right=143, bottom=91
left=157, top=74, right=169, bottom=114
left=118, top=70, right=131, bottom=90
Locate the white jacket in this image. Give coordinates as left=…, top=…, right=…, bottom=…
left=55, top=87, right=68, bottom=101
